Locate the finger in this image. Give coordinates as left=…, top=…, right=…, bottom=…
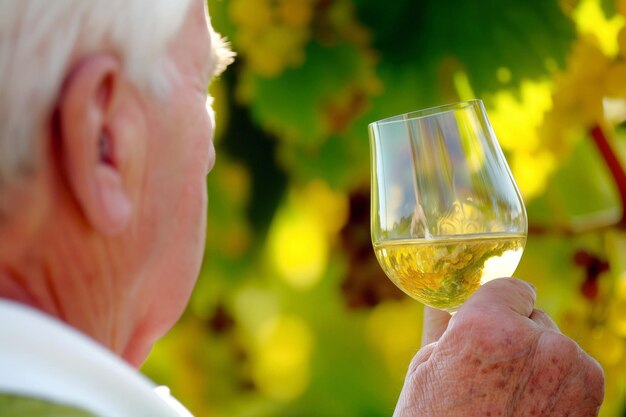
left=407, top=342, right=437, bottom=376
left=459, top=277, right=536, bottom=318
left=529, top=308, right=560, bottom=331
left=581, top=351, right=605, bottom=406
left=395, top=343, right=438, bottom=417
left=421, top=306, right=451, bottom=346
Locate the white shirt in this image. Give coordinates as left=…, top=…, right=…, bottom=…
left=0, top=299, right=193, bottom=416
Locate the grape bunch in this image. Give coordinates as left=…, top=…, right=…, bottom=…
left=574, top=249, right=610, bottom=301
left=543, top=36, right=610, bottom=143
left=340, top=190, right=405, bottom=308
left=229, top=0, right=314, bottom=77
left=538, top=13, right=626, bottom=160
left=558, top=248, right=626, bottom=416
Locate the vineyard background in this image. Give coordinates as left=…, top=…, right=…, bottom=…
left=143, top=0, right=626, bottom=415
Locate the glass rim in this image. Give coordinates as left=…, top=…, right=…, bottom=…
left=369, top=99, right=484, bottom=127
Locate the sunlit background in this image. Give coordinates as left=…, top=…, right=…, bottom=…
left=143, top=0, right=626, bottom=415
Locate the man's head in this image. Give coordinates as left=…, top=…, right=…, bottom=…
left=0, top=0, right=233, bottom=366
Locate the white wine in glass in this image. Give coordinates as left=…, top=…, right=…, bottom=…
left=369, top=100, right=527, bottom=312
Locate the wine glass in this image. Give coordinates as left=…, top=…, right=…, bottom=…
left=369, top=99, right=527, bottom=312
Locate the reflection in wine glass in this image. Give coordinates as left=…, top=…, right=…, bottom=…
left=369, top=100, right=527, bottom=312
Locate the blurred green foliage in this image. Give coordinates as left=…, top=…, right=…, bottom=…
left=143, top=0, right=626, bottom=415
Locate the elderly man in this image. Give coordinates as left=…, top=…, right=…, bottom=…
left=0, top=0, right=604, bottom=416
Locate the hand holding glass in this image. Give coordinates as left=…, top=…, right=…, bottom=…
left=369, top=100, right=527, bottom=312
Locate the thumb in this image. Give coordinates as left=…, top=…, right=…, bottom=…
left=458, top=277, right=536, bottom=318
left=421, top=306, right=451, bottom=346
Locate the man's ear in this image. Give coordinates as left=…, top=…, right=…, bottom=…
left=57, top=54, right=132, bottom=235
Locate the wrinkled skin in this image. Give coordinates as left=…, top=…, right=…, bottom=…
left=394, top=278, right=604, bottom=417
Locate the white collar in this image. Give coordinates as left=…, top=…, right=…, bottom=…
left=0, top=299, right=190, bottom=416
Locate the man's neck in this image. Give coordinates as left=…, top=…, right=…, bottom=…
left=0, top=238, right=138, bottom=364
left=0, top=262, right=68, bottom=322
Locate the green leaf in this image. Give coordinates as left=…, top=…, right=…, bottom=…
left=549, top=134, right=619, bottom=219
left=523, top=128, right=620, bottom=238
left=277, top=135, right=367, bottom=189
left=600, top=0, right=617, bottom=17
left=250, top=42, right=372, bottom=147
left=364, top=60, right=441, bottom=122
left=356, top=0, right=576, bottom=94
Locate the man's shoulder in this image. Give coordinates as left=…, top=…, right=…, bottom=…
left=0, top=300, right=181, bottom=416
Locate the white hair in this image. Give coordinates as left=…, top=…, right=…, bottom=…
left=0, top=0, right=193, bottom=187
